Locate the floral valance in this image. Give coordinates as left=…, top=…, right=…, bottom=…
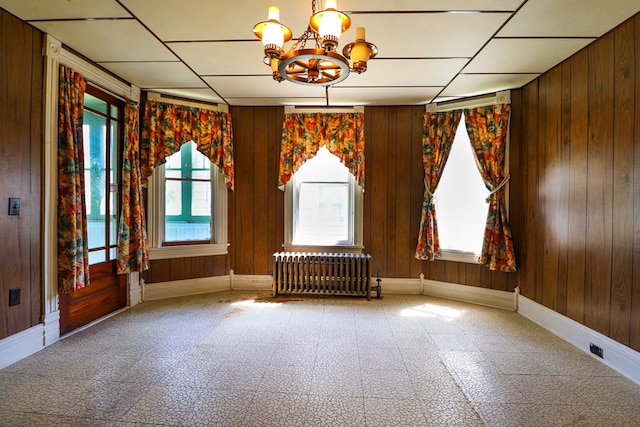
left=140, top=100, right=235, bottom=190
left=279, top=112, right=365, bottom=190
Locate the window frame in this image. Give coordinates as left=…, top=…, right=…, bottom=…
left=284, top=146, right=363, bottom=254
left=430, top=91, right=511, bottom=264
left=147, top=149, right=229, bottom=260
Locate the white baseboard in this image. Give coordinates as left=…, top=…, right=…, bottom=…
left=381, top=277, right=516, bottom=311
left=379, top=277, right=422, bottom=294
left=0, top=325, right=45, bottom=370
left=518, top=295, right=640, bottom=385
left=43, top=309, right=60, bottom=347
left=230, top=273, right=272, bottom=291
left=142, top=275, right=231, bottom=301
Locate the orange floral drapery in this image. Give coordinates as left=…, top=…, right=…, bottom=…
left=415, top=110, right=462, bottom=260
left=58, top=65, right=89, bottom=293
left=465, top=103, right=516, bottom=272
left=116, top=101, right=149, bottom=274
left=279, top=112, right=365, bottom=190
left=140, top=100, right=235, bottom=189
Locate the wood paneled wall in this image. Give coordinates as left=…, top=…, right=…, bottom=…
left=512, top=14, right=640, bottom=351
left=0, top=9, right=43, bottom=340
left=215, top=105, right=515, bottom=291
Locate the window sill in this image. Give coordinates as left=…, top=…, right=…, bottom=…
left=437, top=250, right=481, bottom=264
left=148, top=243, right=229, bottom=260
left=283, top=244, right=364, bottom=254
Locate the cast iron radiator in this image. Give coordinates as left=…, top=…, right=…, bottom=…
left=272, top=252, right=372, bottom=299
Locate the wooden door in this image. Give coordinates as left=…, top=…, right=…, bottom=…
left=59, top=84, right=126, bottom=335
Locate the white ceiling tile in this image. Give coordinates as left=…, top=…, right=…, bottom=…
left=464, top=38, right=595, bottom=74
left=499, top=0, right=640, bottom=37
left=329, top=86, right=442, bottom=105
left=31, top=20, right=177, bottom=62
left=441, top=73, right=540, bottom=98
left=121, top=0, right=312, bottom=41
left=226, top=97, right=326, bottom=106
left=341, top=13, right=511, bottom=58
left=170, top=41, right=266, bottom=76
left=0, top=0, right=129, bottom=20
left=99, top=62, right=206, bottom=89
left=204, top=75, right=328, bottom=99
left=343, top=58, right=468, bottom=87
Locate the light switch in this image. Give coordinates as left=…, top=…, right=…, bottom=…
left=8, top=198, right=20, bottom=216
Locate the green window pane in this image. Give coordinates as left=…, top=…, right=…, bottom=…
left=84, top=93, right=107, bottom=113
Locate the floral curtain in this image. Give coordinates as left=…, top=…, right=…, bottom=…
left=279, top=112, right=365, bottom=190
left=58, top=65, right=89, bottom=293
left=415, top=110, right=462, bottom=260
left=140, top=100, right=234, bottom=189
left=465, top=103, right=516, bottom=272
left=116, top=101, right=149, bottom=274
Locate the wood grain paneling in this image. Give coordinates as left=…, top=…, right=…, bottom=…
left=514, top=14, right=640, bottom=351
left=0, top=9, right=43, bottom=340
left=610, top=19, right=635, bottom=346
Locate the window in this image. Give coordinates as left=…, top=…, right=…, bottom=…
left=82, top=87, right=123, bottom=265
left=435, top=114, right=490, bottom=262
left=285, top=146, right=363, bottom=252
left=147, top=141, right=228, bottom=259
left=164, top=141, right=211, bottom=243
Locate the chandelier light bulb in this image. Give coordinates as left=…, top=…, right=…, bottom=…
left=350, top=27, right=369, bottom=63
left=262, top=7, right=285, bottom=48
left=318, top=2, right=342, bottom=40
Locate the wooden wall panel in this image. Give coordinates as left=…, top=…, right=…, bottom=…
left=632, top=14, right=640, bottom=352
left=610, top=19, right=635, bottom=346
left=515, top=14, right=640, bottom=351
left=0, top=10, right=43, bottom=340
left=585, top=32, right=614, bottom=336
left=566, top=48, right=589, bottom=324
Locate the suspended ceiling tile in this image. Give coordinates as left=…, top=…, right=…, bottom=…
left=169, top=41, right=266, bottom=76
left=120, top=0, right=311, bottom=41
left=440, top=73, right=541, bottom=98
left=0, top=0, right=130, bottom=20
left=344, top=12, right=511, bottom=58
left=329, top=86, right=443, bottom=105
left=31, top=20, right=177, bottom=62
left=151, top=88, right=225, bottom=104
left=345, top=0, right=523, bottom=11
left=203, top=75, right=329, bottom=99
left=226, top=97, right=327, bottom=106
left=464, top=38, right=595, bottom=74
left=344, top=58, right=468, bottom=87
left=99, top=62, right=205, bottom=89
left=499, top=0, right=640, bottom=37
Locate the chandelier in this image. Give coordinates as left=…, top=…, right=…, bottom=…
left=253, top=0, right=378, bottom=87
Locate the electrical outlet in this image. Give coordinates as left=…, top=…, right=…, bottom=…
left=9, top=288, right=21, bottom=306
left=590, top=343, right=603, bottom=359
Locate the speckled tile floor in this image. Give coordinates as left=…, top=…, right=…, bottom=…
left=1, top=291, right=639, bottom=426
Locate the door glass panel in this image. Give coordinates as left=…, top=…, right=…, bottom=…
left=82, top=89, right=122, bottom=264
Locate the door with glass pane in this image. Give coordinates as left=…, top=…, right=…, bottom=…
left=59, top=85, right=126, bottom=334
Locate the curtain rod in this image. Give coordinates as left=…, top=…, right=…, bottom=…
left=426, top=90, right=510, bottom=113
left=285, top=106, right=364, bottom=114
left=147, top=92, right=228, bottom=113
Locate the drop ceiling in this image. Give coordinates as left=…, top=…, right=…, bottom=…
left=1, top=0, right=639, bottom=106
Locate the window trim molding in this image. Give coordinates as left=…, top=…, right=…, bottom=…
left=284, top=167, right=363, bottom=254
left=148, top=162, right=229, bottom=260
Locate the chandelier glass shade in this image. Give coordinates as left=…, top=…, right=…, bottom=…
left=253, top=0, right=378, bottom=87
